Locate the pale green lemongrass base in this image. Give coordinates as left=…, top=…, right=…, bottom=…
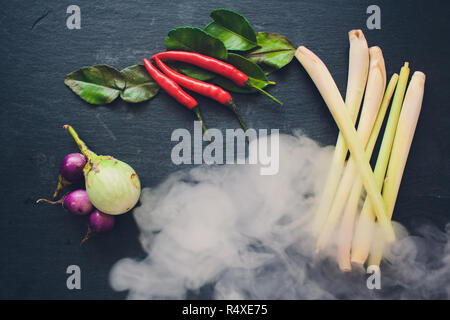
left=368, top=71, right=426, bottom=266
left=336, top=73, right=399, bottom=270
left=316, top=47, right=387, bottom=252
left=312, top=30, right=369, bottom=235
left=295, top=46, right=395, bottom=243
left=351, top=63, right=410, bottom=265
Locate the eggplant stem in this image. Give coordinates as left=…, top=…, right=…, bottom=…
left=52, top=174, right=70, bottom=199
left=63, top=125, right=97, bottom=161
left=36, top=198, right=63, bottom=205
left=80, top=226, right=93, bottom=247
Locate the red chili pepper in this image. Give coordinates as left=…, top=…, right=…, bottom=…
left=153, top=57, right=248, bottom=134
left=143, top=58, right=209, bottom=136
left=152, top=51, right=282, bottom=105
left=143, top=58, right=197, bottom=109
left=154, top=57, right=231, bottom=104
left=153, top=51, right=248, bottom=87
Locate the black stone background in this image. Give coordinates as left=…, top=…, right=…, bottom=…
left=0, top=0, right=448, bottom=299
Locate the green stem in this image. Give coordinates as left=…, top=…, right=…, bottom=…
left=36, top=198, right=64, bottom=205
left=52, top=174, right=70, bottom=199
left=234, top=111, right=250, bottom=143
left=226, top=99, right=250, bottom=143
left=252, top=85, right=283, bottom=105
left=63, top=125, right=97, bottom=161
left=80, top=226, right=93, bottom=247
left=192, top=107, right=211, bottom=142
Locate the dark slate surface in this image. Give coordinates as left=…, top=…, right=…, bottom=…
left=0, top=0, right=448, bottom=299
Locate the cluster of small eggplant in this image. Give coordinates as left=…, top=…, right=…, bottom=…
left=36, top=153, right=114, bottom=245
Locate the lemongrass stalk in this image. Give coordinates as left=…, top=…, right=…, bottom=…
left=368, top=71, right=426, bottom=266
left=295, top=46, right=395, bottom=242
left=313, top=30, right=369, bottom=235
left=337, top=74, right=398, bottom=271
left=351, top=63, right=410, bottom=265
left=316, top=47, right=387, bottom=252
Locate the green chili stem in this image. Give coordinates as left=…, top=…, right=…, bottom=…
left=226, top=99, right=250, bottom=143
left=234, top=111, right=250, bottom=143
left=192, top=107, right=211, bottom=142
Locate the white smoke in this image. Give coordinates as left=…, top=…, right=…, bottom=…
left=109, top=132, right=450, bottom=299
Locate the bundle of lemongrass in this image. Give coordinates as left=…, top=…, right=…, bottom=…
left=295, top=30, right=425, bottom=271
